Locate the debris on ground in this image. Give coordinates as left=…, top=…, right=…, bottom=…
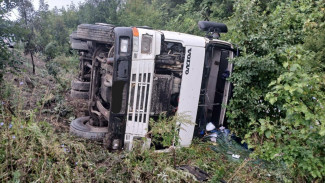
left=203, top=124, right=251, bottom=161
left=176, top=165, right=210, bottom=182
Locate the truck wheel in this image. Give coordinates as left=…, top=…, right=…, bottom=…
left=71, top=41, right=89, bottom=51
left=70, top=31, right=89, bottom=50
left=71, top=79, right=90, bottom=91
left=71, top=89, right=89, bottom=99
left=70, top=116, right=108, bottom=141
left=77, top=24, right=115, bottom=43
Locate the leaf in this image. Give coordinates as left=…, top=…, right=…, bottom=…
left=289, top=64, right=301, bottom=72
left=269, top=97, right=277, bottom=105
left=284, top=84, right=290, bottom=91
left=319, top=128, right=325, bottom=136
left=265, top=130, right=272, bottom=138
left=269, top=80, right=276, bottom=86
left=283, top=62, right=289, bottom=68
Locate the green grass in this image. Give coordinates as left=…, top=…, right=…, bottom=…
left=0, top=109, right=288, bottom=182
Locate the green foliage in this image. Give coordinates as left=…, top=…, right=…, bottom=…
left=303, top=21, right=325, bottom=72
left=0, top=0, right=19, bottom=82
left=149, top=114, right=192, bottom=147
left=118, top=0, right=176, bottom=29
left=44, top=41, right=58, bottom=60
left=226, top=0, right=325, bottom=181
left=227, top=54, right=279, bottom=137
left=77, top=0, right=119, bottom=25
left=45, top=54, right=79, bottom=91
left=0, top=80, right=109, bottom=182
left=164, top=0, right=234, bottom=35
left=45, top=61, right=60, bottom=78
left=246, top=46, right=325, bottom=179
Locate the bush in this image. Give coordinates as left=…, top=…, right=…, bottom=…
left=226, top=0, right=325, bottom=181
left=44, top=41, right=58, bottom=60
left=245, top=46, right=325, bottom=180
left=45, top=54, right=79, bottom=91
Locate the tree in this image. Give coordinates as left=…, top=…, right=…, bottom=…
left=0, top=0, right=19, bottom=81
left=33, top=0, right=51, bottom=53
left=117, top=0, right=165, bottom=28
left=16, top=0, right=36, bottom=74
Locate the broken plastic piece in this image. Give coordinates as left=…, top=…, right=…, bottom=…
left=208, top=132, right=218, bottom=138
left=219, top=126, right=225, bottom=131
left=232, top=154, right=240, bottom=159
left=199, top=130, right=205, bottom=135
left=206, top=122, right=216, bottom=131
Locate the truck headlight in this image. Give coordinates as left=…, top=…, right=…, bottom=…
left=120, top=38, right=129, bottom=53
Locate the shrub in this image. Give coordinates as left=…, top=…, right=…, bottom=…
left=226, top=0, right=325, bottom=181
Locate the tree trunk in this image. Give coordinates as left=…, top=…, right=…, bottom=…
left=31, top=52, right=35, bottom=74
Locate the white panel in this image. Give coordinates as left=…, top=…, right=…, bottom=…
left=136, top=29, right=161, bottom=60
left=124, top=29, right=161, bottom=150
left=161, top=30, right=206, bottom=47
left=178, top=46, right=205, bottom=147
left=124, top=60, right=154, bottom=150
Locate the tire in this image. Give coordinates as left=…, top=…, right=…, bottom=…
left=70, top=31, right=89, bottom=50
left=70, top=116, right=108, bottom=141
left=71, top=40, right=89, bottom=50
left=71, top=89, right=89, bottom=99
left=77, top=24, right=115, bottom=43
left=71, top=79, right=90, bottom=91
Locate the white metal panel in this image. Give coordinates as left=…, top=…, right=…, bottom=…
left=125, top=61, right=154, bottom=132
left=178, top=46, right=206, bottom=147
left=135, top=29, right=161, bottom=60
left=161, top=30, right=206, bottom=47
left=124, top=60, right=155, bottom=150
left=124, top=29, right=161, bottom=150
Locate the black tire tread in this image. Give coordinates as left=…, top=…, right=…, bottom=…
left=71, top=89, right=89, bottom=99
left=71, top=79, right=90, bottom=91
left=76, top=24, right=114, bottom=43
left=70, top=116, right=108, bottom=141
left=71, top=41, right=88, bottom=50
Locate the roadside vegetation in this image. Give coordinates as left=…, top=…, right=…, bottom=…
left=0, top=0, right=324, bottom=182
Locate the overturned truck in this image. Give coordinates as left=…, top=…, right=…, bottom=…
left=69, top=22, right=237, bottom=150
